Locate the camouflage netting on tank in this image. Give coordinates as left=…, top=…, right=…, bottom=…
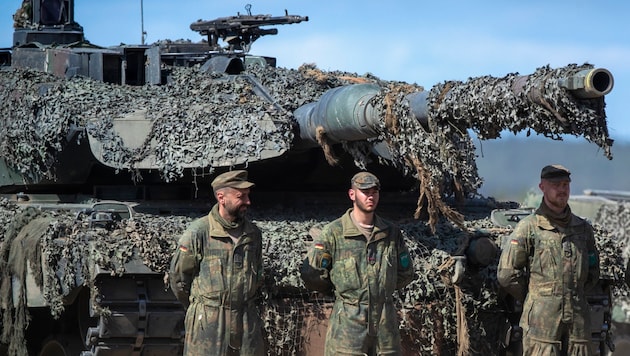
left=0, top=200, right=192, bottom=355
left=0, top=62, right=613, bottom=229
left=597, top=202, right=630, bottom=263
left=250, top=62, right=613, bottom=232
left=2, top=198, right=626, bottom=355
left=0, top=67, right=294, bottom=183
left=596, top=202, right=630, bottom=305
left=427, top=64, right=611, bottom=152
left=0, top=63, right=380, bottom=185
left=245, top=62, right=612, bottom=232
left=365, top=63, right=611, bottom=231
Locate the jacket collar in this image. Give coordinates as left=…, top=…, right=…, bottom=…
left=207, top=213, right=257, bottom=244
left=340, top=208, right=390, bottom=242
left=535, top=212, right=582, bottom=231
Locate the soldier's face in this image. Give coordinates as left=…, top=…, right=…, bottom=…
left=349, top=187, right=380, bottom=213
left=539, top=179, right=570, bottom=211
left=218, top=187, right=251, bottom=220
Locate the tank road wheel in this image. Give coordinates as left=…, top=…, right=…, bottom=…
left=38, top=334, right=84, bottom=356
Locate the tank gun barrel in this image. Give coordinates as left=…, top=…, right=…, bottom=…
left=294, top=66, right=614, bottom=149
left=556, top=68, right=614, bottom=99
left=294, top=84, right=382, bottom=146
left=512, top=67, right=614, bottom=103
left=412, top=66, right=614, bottom=131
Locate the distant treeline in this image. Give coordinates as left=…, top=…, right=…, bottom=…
left=474, top=136, right=630, bottom=202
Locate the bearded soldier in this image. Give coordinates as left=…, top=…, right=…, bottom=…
left=498, top=164, right=600, bottom=355
left=169, top=170, right=264, bottom=356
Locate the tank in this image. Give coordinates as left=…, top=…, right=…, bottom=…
left=0, top=1, right=625, bottom=355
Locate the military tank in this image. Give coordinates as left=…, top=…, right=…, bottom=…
left=0, top=1, right=625, bottom=355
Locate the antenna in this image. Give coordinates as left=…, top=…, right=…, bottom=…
left=140, top=0, right=147, bottom=45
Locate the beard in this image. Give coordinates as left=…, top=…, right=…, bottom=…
left=224, top=201, right=247, bottom=220
left=546, top=195, right=568, bottom=211
left=355, top=198, right=377, bottom=214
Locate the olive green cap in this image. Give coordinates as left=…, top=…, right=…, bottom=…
left=540, top=164, right=571, bottom=182
left=211, top=170, right=255, bottom=190
left=351, top=172, right=380, bottom=189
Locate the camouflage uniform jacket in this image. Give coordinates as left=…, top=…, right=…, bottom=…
left=169, top=207, right=264, bottom=355
left=301, top=208, right=414, bottom=354
left=498, top=209, right=600, bottom=354
left=498, top=212, right=599, bottom=302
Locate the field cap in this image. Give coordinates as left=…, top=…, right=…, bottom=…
left=211, top=170, right=255, bottom=190
left=540, top=164, right=571, bottom=182
left=351, top=172, right=380, bottom=190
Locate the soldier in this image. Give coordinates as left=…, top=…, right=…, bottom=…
left=497, top=164, right=600, bottom=355
left=169, top=170, right=264, bottom=356
left=301, top=171, right=415, bottom=356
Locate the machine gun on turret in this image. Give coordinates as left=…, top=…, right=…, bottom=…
left=190, top=4, right=308, bottom=53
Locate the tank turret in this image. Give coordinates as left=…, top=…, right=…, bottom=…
left=0, top=54, right=614, bottom=228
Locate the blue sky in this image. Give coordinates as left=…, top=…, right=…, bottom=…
left=2, top=0, right=629, bottom=144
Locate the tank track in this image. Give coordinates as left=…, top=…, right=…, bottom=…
left=81, top=272, right=185, bottom=356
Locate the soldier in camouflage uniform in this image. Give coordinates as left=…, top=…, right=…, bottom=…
left=498, top=164, right=600, bottom=356
left=169, top=170, right=264, bottom=356
left=301, top=172, right=415, bottom=356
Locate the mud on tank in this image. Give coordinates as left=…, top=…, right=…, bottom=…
left=0, top=1, right=626, bottom=355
